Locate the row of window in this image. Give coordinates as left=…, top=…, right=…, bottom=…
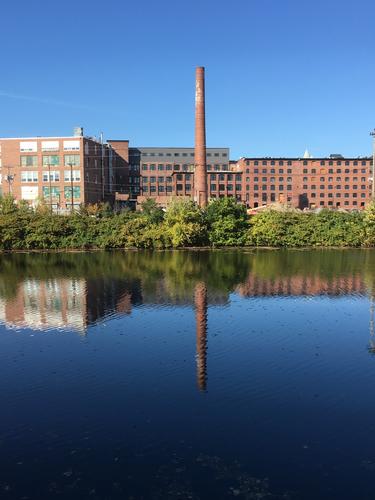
left=20, top=155, right=80, bottom=167
left=42, top=186, right=81, bottom=199
left=250, top=192, right=366, bottom=199
left=246, top=168, right=368, bottom=175
left=249, top=185, right=369, bottom=191
left=139, top=152, right=227, bottom=158
left=18, top=140, right=80, bottom=153
left=141, top=164, right=228, bottom=171
left=20, top=170, right=81, bottom=183
left=244, top=159, right=369, bottom=166
left=143, top=185, right=190, bottom=193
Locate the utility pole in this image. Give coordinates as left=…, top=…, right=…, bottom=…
left=100, top=132, right=105, bottom=202
left=48, top=163, right=52, bottom=213
left=4, top=166, right=15, bottom=195
left=69, top=162, right=74, bottom=213
left=370, top=130, right=375, bottom=200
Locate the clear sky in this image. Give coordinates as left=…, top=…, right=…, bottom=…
left=1, top=0, right=375, bottom=159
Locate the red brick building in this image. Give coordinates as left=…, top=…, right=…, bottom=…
left=237, top=155, right=372, bottom=209
left=135, top=149, right=372, bottom=211
left=0, top=129, right=130, bottom=212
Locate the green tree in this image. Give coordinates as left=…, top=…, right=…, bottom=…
left=205, top=197, right=248, bottom=246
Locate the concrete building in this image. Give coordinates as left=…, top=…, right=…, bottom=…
left=0, top=128, right=130, bottom=211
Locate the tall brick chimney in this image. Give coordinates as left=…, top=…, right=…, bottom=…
left=194, top=66, right=208, bottom=207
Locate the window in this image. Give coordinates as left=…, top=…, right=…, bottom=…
left=303, top=185, right=308, bottom=189
left=21, top=171, right=38, bottom=182
left=303, top=169, right=308, bottom=174
left=254, top=168, right=259, bottom=173
left=63, top=140, right=80, bottom=151
left=227, top=184, right=233, bottom=191
left=64, top=186, right=81, bottom=199
left=64, top=170, right=81, bottom=181
left=311, top=169, right=316, bottom=174
left=219, top=184, right=225, bottom=191
left=210, top=184, right=216, bottom=191
left=20, top=141, right=37, bottom=152
left=150, top=186, right=156, bottom=192
left=166, top=186, right=172, bottom=192
left=166, top=164, right=172, bottom=170
left=43, top=155, right=60, bottom=166
left=185, top=184, right=191, bottom=191
left=279, top=169, right=284, bottom=174
left=262, top=177, right=267, bottom=182
left=287, top=185, right=292, bottom=191
left=142, top=177, right=148, bottom=183
left=142, top=164, right=148, bottom=171
left=43, top=171, right=60, bottom=182
left=158, top=186, right=165, bottom=192
left=166, top=177, right=172, bottom=183
left=42, top=186, right=60, bottom=198
left=287, top=169, right=292, bottom=174
left=158, top=164, right=164, bottom=171
left=21, top=155, right=37, bottom=167
left=150, top=177, right=156, bottom=183
left=64, top=154, right=80, bottom=166
left=279, top=161, right=284, bottom=166
left=177, top=184, right=183, bottom=191
left=158, top=176, right=165, bottom=182
left=150, top=164, right=156, bottom=171
left=42, top=141, right=59, bottom=152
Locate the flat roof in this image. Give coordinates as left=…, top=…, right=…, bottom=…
left=0, top=136, right=83, bottom=140
left=241, top=157, right=371, bottom=161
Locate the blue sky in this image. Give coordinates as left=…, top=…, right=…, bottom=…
left=1, top=0, right=374, bottom=159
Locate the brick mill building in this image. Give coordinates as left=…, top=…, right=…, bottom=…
left=0, top=128, right=130, bottom=212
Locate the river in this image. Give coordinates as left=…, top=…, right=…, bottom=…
left=0, top=249, right=374, bottom=499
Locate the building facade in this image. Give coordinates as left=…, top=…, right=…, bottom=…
left=132, top=149, right=372, bottom=211
left=130, top=146, right=232, bottom=207
left=237, top=156, right=372, bottom=210
left=0, top=129, right=130, bottom=212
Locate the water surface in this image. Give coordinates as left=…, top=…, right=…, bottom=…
left=0, top=249, right=374, bottom=499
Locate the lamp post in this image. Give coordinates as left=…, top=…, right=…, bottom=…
left=370, top=130, right=375, bottom=200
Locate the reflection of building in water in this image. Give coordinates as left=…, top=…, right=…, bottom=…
left=195, top=282, right=208, bottom=392
left=0, top=279, right=88, bottom=333
left=0, top=277, right=142, bottom=333
left=236, top=274, right=366, bottom=297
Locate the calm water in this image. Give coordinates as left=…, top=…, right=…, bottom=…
left=1, top=249, right=375, bottom=499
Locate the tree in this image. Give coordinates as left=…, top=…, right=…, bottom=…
left=205, top=197, right=248, bottom=246
left=140, top=198, right=165, bottom=224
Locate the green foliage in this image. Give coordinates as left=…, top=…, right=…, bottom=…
left=205, top=197, right=248, bottom=246
left=0, top=198, right=371, bottom=250
left=248, top=208, right=366, bottom=247
left=140, top=198, right=165, bottom=224
left=164, top=199, right=207, bottom=247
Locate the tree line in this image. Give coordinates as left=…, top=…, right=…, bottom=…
left=0, top=195, right=375, bottom=250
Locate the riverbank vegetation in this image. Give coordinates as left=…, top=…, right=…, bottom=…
left=0, top=194, right=374, bottom=250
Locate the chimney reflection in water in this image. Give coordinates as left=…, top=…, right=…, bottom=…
left=194, top=282, right=208, bottom=391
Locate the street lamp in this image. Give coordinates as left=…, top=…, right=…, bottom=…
left=370, top=129, right=375, bottom=200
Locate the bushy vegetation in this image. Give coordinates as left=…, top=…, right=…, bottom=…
left=0, top=194, right=373, bottom=250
